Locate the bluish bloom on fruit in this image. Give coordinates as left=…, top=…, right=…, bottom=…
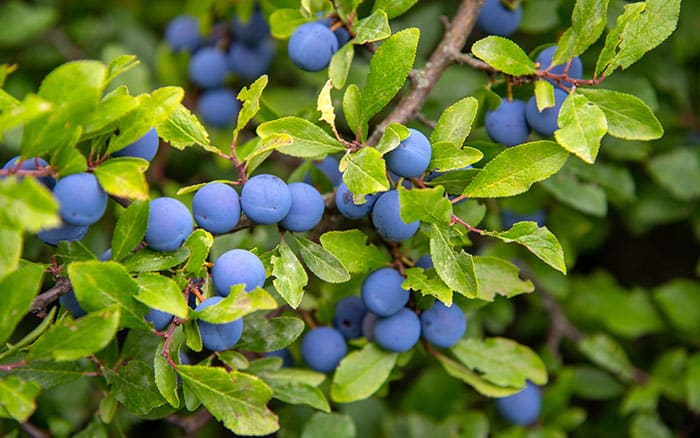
left=385, top=128, right=432, bottom=178
left=374, top=308, right=422, bottom=353
left=60, top=290, right=86, bottom=318
left=165, top=15, right=201, bottom=52
left=371, top=190, right=420, bottom=241
left=113, top=128, right=159, bottom=162
left=280, top=182, right=325, bottom=232
left=144, top=197, right=193, bottom=252
left=301, top=326, right=347, bottom=372
left=526, top=88, right=568, bottom=137
left=335, top=182, right=379, bottom=219
left=192, top=182, right=241, bottom=234
left=420, top=301, right=467, bottom=348
left=477, top=0, right=523, bottom=37
left=415, top=255, right=433, bottom=269
left=304, top=156, right=342, bottom=187
left=37, top=222, right=89, bottom=246
left=188, top=47, right=228, bottom=88
left=53, top=173, right=107, bottom=226
left=485, top=99, right=530, bottom=147
left=226, top=40, right=274, bottom=81
left=231, top=10, right=270, bottom=46
left=240, top=174, right=292, bottom=224
left=264, top=348, right=294, bottom=367
left=536, top=45, right=583, bottom=89
left=496, top=381, right=542, bottom=425
left=197, top=88, right=241, bottom=127
left=288, top=22, right=339, bottom=72
left=332, top=296, right=367, bottom=339
left=2, top=156, right=55, bottom=189
left=212, top=249, right=266, bottom=296
left=361, top=267, right=410, bottom=317
left=146, top=308, right=174, bottom=331
left=196, top=296, right=244, bottom=351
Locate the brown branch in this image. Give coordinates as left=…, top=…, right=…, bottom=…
left=30, top=277, right=72, bottom=316
left=20, top=422, right=51, bottom=438
left=367, top=0, right=485, bottom=145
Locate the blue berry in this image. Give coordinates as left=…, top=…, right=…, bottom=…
left=2, top=156, right=55, bottom=189
left=477, top=0, right=523, bottom=37
left=196, top=296, right=244, bottom=351
left=496, top=381, right=542, bottom=425
left=526, top=88, right=568, bottom=137
left=240, top=174, right=292, bottom=225
left=146, top=308, right=174, bottom=331
left=288, top=22, right=338, bottom=72
left=165, top=15, right=201, bottom=52
left=420, top=301, right=467, bottom=348
left=415, top=255, right=433, bottom=269
left=188, top=47, right=228, bottom=88
left=335, top=182, right=379, bottom=219
left=53, top=173, right=107, bottom=226
left=536, top=46, right=583, bottom=89
left=485, top=99, right=530, bottom=147
left=332, top=296, right=367, bottom=339
left=192, top=183, right=241, bottom=234
left=300, top=327, right=347, bottom=372
left=231, top=10, right=270, bottom=46
left=280, top=182, right=325, bottom=232
left=385, top=128, right=432, bottom=178
left=374, top=308, right=421, bottom=353
left=197, top=88, right=241, bottom=128
left=113, top=128, right=159, bottom=162
left=144, top=197, right=193, bottom=252
left=371, top=190, right=420, bottom=241
left=37, top=222, right=89, bottom=246
left=361, top=267, right=410, bottom=317
left=226, top=40, right=274, bottom=81
left=212, top=249, right=266, bottom=296
left=60, top=290, right=86, bottom=318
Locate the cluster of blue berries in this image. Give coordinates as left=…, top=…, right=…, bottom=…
left=300, top=256, right=467, bottom=373
left=485, top=46, right=583, bottom=147
left=164, top=9, right=273, bottom=127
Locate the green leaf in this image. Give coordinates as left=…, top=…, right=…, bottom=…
left=463, top=141, right=569, bottom=198
left=339, top=147, right=389, bottom=198
left=0, top=177, right=60, bottom=232
left=68, top=261, right=148, bottom=329
left=372, top=0, right=419, bottom=18
left=104, top=360, right=166, bottom=415
left=541, top=169, right=608, bottom=217
left=398, top=186, right=452, bottom=225
left=554, top=93, right=607, bottom=164
left=654, top=279, right=700, bottom=333
left=331, top=343, right=398, bottom=403
left=360, top=28, right=419, bottom=126
left=183, top=229, right=214, bottom=276
left=319, top=229, right=390, bottom=274
left=597, top=0, right=680, bottom=76
left=317, top=80, right=338, bottom=135
left=687, top=353, right=700, bottom=412
left=272, top=240, right=308, bottom=309
left=120, top=247, right=190, bottom=272
left=134, top=273, right=189, bottom=319
left=94, top=157, right=149, bottom=200
left=236, top=75, right=268, bottom=137
left=287, top=233, right=350, bottom=283
left=237, top=315, right=305, bottom=352
left=435, top=351, right=521, bottom=397
left=473, top=256, right=534, bottom=301
left=154, top=340, right=180, bottom=408
left=403, top=267, right=453, bottom=305
left=267, top=381, right=330, bottom=412
left=256, top=116, right=345, bottom=159
left=578, top=88, right=663, bottom=141
left=451, top=337, right=548, bottom=388
left=0, top=1, right=56, bottom=48
left=0, top=376, right=41, bottom=422
left=0, top=94, right=52, bottom=136
left=105, top=54, right=140, bottom=84
left=553, top=0, right=609, bottom=64
left=193, top=285, right=277, bottom=324
left=429, top=142, right=483, bottom=173
left=484, top=222, right=567, bottom=274
left=28, top=306, right=121, bottom=361
left=374, top=123, right=409, bottom=156
left=647, top=148, right=700, bottom=200
left=177, top=365, right=278, bottom=436
left=0, top=262, right=44, bottom=345
left=269, top=9, right=308, bottom=39
left=427, top=224, right=478, bottom=298
left=578, top=333, right=635, bottom=382
left=111, top=200, right=149, bottom=261
left=302, top=412, right=356, bottom=438
left=353, top=9, right=391, bottom=44
left=11, top=360, right=83, bottom=390
left=630, top=413, right=673, bottom=438
left=343, top=84, right=361, bottom=135
left=83, top=92, right=139, bottom=138
left=427, top=168, right=478, bottom=195
left=430, top=97, right=479, bottom=146
left=183, top=319, right=202, bottom=352
left=534, top=80, right=555, bottom=111
left=329, top=41, right=355, bottom=90
left=157, top=104, right=210, bottom=150
left=471, top=36, right=537, bottom=76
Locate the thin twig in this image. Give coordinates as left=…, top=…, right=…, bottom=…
left=367, top=0, right=485, bottom=145
left=30, top=277, right=72, bottom=316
